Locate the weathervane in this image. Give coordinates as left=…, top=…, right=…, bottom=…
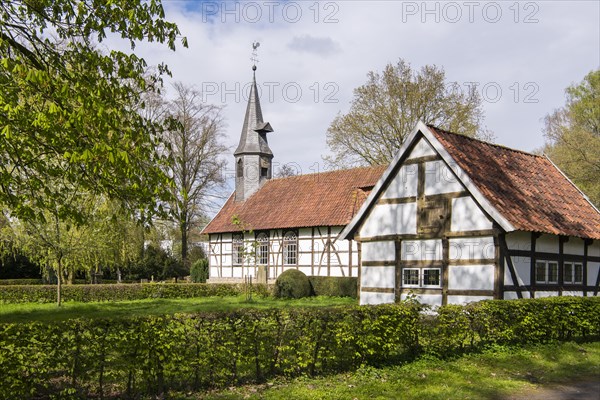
left=251, top=42, right=260, bottom=71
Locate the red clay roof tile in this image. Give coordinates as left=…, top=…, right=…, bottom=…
left=428, top=126, right=600, bottom=239
left=202, top=165, right=387, bottom=234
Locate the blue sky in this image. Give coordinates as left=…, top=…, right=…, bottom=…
left=108, top=0, right=600, bottom=210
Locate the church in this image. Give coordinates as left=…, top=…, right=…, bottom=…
left=202, top=66, right=600, bottom=306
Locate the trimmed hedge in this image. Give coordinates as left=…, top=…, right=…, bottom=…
left=0, top=297, right=598, bottom=398
left=0, top=283, right=246, bottom=303
left=274, top=270, right=312, bottom=299
left=309, top=276, right=357, bottom=298
left=0, top=279, right=44, bottom=285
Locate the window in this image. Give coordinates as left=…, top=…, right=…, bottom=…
left=564, top=262, right=583, bottom=284
left=423, top=269, right=441, bottom=287
left=261, top=167, right=268, bottom=178
left=402, top=268, right=441, bottom=288
left=237, top=159, right=243, bottom=178
left=535, top=261, right=558, bottom=284
left=403, top=269, right=419, bottom=286
left=232, top=234, right=244, bottom=265
left=256, top=233, right=269, bottom=265
left=283, top=231, right=298, bottom=265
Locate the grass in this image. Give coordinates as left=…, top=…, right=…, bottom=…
left=0, top=295, right=355, bottom=323
left=190, top=341, right=600, bottom=400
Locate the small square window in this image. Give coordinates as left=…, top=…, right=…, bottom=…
left=548, top=262, right=558, bottom=284
left=403, top=269, right=419, bottom=286
left=423, top=269, right=441, bottom=287
left=535, top=261, right=547, bottom=284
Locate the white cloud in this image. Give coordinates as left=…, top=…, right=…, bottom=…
left=108, top=0, right=600, bottom=210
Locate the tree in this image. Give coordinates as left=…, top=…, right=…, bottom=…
left=325, top=59, right=488, bottom=168
left=0, top=0, right=185, bottom=223
left=543, top=69, right=600, bottom=206
left=162, top=83, right=227, bottom=267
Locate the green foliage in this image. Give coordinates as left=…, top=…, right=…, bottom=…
left=125, top=245, right=185, bottom=281
left=273, top=269, right=312, bottom=299
left=325, top=58, right=489, bottom=168
left=544, top=69, right=600, bottom=206
left=190, top=259, right=209, bottom=283
left=0, top=0, right=186, bottom=223
left=0, top=297, right=598, bottom=397
left=0, top=283, right=244, bottom=304
left=309, top=277, right=357, bottom=298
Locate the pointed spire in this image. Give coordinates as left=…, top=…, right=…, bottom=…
left=234, top=66, right=273, bottom=156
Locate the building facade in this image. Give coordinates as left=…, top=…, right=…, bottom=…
left=341, top=122, right=600, bottom=305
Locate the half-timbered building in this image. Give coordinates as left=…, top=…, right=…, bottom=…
left=201, top=67, right=385, bottom=281
left=341, top=122, right=600, bottom=305
left=203, top=66, right=600, bottom=302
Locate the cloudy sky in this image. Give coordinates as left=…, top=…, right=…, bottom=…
left=113, top=0, right=599, bottom=202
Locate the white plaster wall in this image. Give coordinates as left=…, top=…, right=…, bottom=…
left=562, top=291, right=584, bottom=297
left=210, top=266, right=220, bottom=278
left=447, top=295, right=493, bottom=305
left=590, top=241, right=600, bottom=258
left=361, top=266, right=395, bottom=288
left=360, top=291, right=395, bottom=305
left=506, top=231, right=531, bottom=251
left=451, top=197, right=493, bottom=232
left=232, top=267, right=243, bottom=278
left=563, top=237, right=585, bottom=256
left=449, top=237, right=495, bottom=261
left=535, top=291, right=559, bottom=298
left=362, top=241, right=396, bottom=262
left=424, top=160, right=465, bottom=195
left=402, top=239, right=442, bottom=261
left=588, top=262, right=599, bottom=286
left=448, top=264, right=495, bottom=290
left=504, top=291, right=532, bottom=300
left=400, top=293, right=442, bottom=307
left=536, top=234, right=558, bottom=253
left=407, top=137, right=436, bottom=159
left=359, top=203, right=418, bottom=238
left=382, top=164, right=418, bottom=199
left=504, top=256, right=530, bottom=286
left=298, top=266, right=312, bottom=276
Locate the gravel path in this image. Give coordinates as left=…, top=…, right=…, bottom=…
left=505, top=380, right=600, bottom=400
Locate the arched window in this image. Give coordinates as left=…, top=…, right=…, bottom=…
left=232, top=234, right=244, bottom=265
left=256, top=233, right=269, bottom=265
left=283, top=231, right=298, bottom=265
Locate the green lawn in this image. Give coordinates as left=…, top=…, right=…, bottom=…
left=0, top=295, right=355, bottom=323
left=193, top=341, right=600, bottom=400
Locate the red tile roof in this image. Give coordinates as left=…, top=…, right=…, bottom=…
left=202, top=165, right=387, bottom=234
left=428, top=126, right=600, bottom=239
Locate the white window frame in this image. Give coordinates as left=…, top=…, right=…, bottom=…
left=232, top=234, right=244, bottom=266
left=563, top=262, right=583, bottom=285
left=256, top=233, right=269, bottom=265
left=535, top=260, right=558, bottom=284
left=402, top=268, right=420, bottom=288
left=402, top=268, right=441, bottom=288
left=283, top=231, right=298, bottom=265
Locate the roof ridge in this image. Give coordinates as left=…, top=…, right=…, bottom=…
left=270, top=164, right=388, bottom=181
left=427, top=124, right=545, bottom=159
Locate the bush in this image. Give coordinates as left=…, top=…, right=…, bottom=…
left=190, top=259, right=209, bottom=283
left=0, top=283, right=246, bottom=303
left=309, top=277, right=357, bottom=298
left=273, top=269, right=312, bottom=299
left=1, top=297, right=598, bottom=398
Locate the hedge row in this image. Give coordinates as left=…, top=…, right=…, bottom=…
left=308, top=276, right=357, bottom=298
left=0, top=283, right=248, bottom=303
left=0, top=297, right=598, bottom=398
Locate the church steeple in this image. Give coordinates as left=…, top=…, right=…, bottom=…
left=234, top=47, right=274, bottom=202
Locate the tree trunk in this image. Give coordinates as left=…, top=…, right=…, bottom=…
left=181, top=215, right=188, bottom=268
left=57, top=261, right=62, bottom=307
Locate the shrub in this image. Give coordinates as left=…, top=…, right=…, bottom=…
left=309, top=277, right=357, bottom=298
left=190, top=259, right=209, bottom=283
left=273, top=269, right=312, bottom=299
left=0, top=283, right=246, bottom=303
